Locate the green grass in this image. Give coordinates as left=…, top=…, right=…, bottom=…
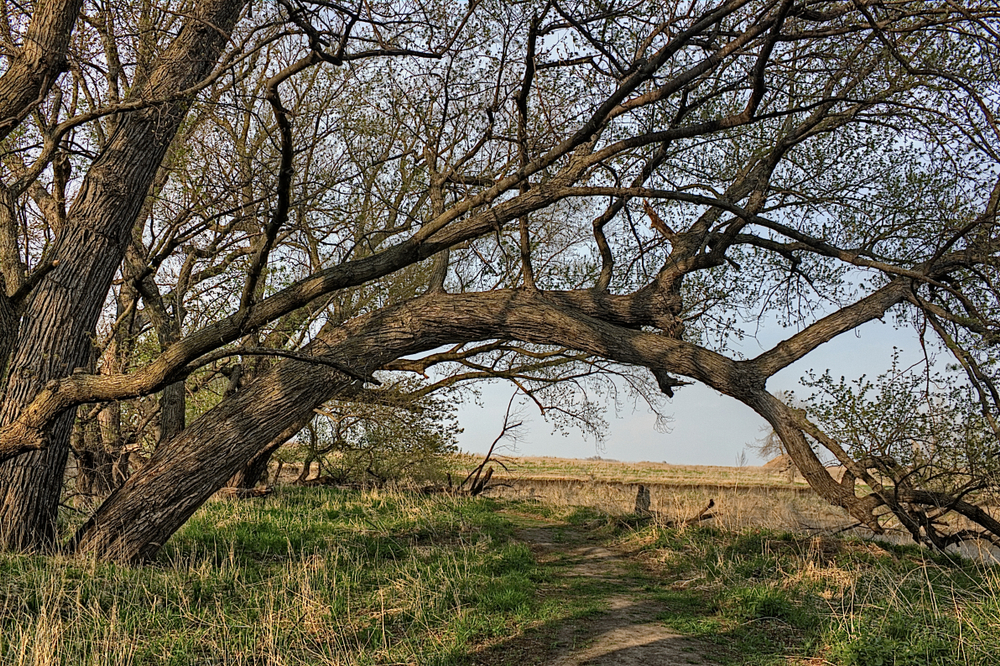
left=1, top=488, right=998, bottom=665
left=0, top=488, right=554, bottom=665
left=613, top=522, right=1000, bottom=665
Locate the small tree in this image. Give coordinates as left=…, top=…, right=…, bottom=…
left=801, top=355, right=1000, bottom=549
left=284, top=382, right=461, bottom=486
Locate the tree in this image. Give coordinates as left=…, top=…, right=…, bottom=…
left=1, top=0, right=999, bottom=561
left=285, top=383, right=461, bottom=486
left=0, top=0, right=246, bottom=549
left=801, top=355, right=1000, bottom=549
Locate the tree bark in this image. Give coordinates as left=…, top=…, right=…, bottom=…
left=68, top=289, right=701, bottom=560
left=0, top=0, right=247, bottom=551
left=157, top=383, right=186, bottom=447
left=0, top=0, right=84, bottom=142
left=0, top=267, right=17, bottom=382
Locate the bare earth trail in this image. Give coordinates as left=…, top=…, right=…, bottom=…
left=510, top=521, right=720, bottom=666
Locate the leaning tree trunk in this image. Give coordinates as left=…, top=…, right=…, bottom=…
left=70, top=290, right=632, bottom=561
left=71, top=358, right=358, bottom=561
left=71, top=293, right=488, bottom=561
left=0, top=0, right=246, bottom=551
left=226, top=417, right=308, bottom=491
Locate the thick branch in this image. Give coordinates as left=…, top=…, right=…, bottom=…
left=748, top=279, right=911, bottom=376
left=0, top=0, right=83, bottom=142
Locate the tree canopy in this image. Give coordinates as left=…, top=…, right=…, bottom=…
left=0, top=0, right=998, bottom=561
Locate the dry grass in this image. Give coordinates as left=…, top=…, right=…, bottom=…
left=5, top=456, right=999, bottom=666
left=461, top=455, right=850, bottom=534
left=484, top=477, right=849, bottom=533
left=610, top=519, right=1000, bottom=665
left=462, top=456, right=1000, bottom=556
left=1, top=487, right=551, bottom=666
left=458, top=454, right=813, bottom=488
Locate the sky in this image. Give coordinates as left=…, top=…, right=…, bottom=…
left=454, top=317, right=929, bottom=466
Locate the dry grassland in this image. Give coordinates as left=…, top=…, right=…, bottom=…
left=462, top=455, right=855, bottom=535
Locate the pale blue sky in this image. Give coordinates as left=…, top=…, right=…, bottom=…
left=455, top=318, right=926, bottom=466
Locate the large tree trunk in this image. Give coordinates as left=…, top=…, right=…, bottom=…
left=0, top=0, right=84, bottom=143
left=0, top=0, right=247, bottom=551
left=0, top=0, right=84, bottom=371
left=71, top=290, right=680, bottom=560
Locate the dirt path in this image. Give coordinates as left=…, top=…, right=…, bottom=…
left=516, top=525, right=719, bottom=666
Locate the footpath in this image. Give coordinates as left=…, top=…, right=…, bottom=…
left=511, top=522, right=719, bottom=666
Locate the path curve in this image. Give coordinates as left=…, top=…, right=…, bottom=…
left=517, top=525, right=719, bottom=666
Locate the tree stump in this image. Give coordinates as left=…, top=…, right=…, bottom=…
left=634, top=484, right=651, bottom=516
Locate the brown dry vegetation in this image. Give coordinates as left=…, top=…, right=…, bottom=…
left=472, top=455, right=814, bottom=486
left=434, top=455, right=997, bottom=561
left=271, top=452, right=1000, bottom=561
left=3, top=456, right=998, bottom=665
left=464, top=455, right=848, bottom=533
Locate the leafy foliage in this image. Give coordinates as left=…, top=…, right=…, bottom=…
left=803, top=352, right=1000, bottom=515
left=282, top=382, right=462, bottom=485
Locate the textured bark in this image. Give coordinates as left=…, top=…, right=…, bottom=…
left=0, top=0, right=84, bottom=142
left=0, top=0, right=247, bottom=550
left=0, top=185, right=27, bottom=303
left=0, top=276, right=17, bottom=383
left=72, top=361, right=354, bottom=560
left=0, top=185, right=25, bottom=378
left=157, top=383, right=186, bottom=447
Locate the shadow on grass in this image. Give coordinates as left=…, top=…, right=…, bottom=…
left=459, top=521, right=728, bottom=666
left=466, top=597, right=722, bottom=665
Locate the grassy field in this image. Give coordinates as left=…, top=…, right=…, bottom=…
left=447, top=454, right=854, bottom=536
left=610, top=517, right=1000, bottom=665
left=3, top=488, right=566, bottom=665
left=1, top=458, right=998, bottom=665
left=459, top=455, right=809, bottom=488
